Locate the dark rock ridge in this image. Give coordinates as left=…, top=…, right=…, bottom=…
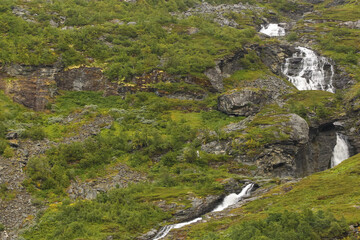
left=202, top=114, right=345, bottom=177
left=295, top=123, right=337, bottom=177
left=218, top=76, right=293, bottom=116
left=0, top=65, right=216, bottom=110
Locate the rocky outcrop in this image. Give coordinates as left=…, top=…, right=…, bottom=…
left=218, top=88, right=264, bottom=116
left=174, top=2, right=263, bottom=28
left=218, top=76, right=293, bottom=116
left=67, top=163, right=146, bottom=200
left=297, top=124, right=337, bottom=175
left=201, top=113, right=342, bottom=177
left=0, top=64, right=60, bottom=111
left=204, top=50, right=247, bottom=92
left=256, top=44, right=296, bottom=76
left=339, top=20, right=360, bottom=29
left=55, top=67, right=106, bottom=91
left=173, top=195, right=224, bottom=222
left=251, top=114, right=310, bottom=177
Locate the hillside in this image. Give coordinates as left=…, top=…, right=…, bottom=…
left=0, top=0, right=360, bottom=239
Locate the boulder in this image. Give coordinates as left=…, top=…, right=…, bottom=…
left=218, top=76, right=293, bottom=116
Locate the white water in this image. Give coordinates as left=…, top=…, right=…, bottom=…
left=331, top=133, right=350, bottom=167
left=212, top=183, right=254, bottom=212
left=283, top=46, right=335, bottom=93
left=260, top=23, right=285, bottom=37
left=152, top=183, right=255, bottom=240
left=152, top=218, right=203, bottom=240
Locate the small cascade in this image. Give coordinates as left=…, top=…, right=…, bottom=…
left=260, top=23, right=285, bottom=37
left=331, top=133, right=350, bottom=167
left=212, top=183, right=254, bottom=212
left=153, top=218, right=202, bottom=240
left=152, top=183, right=255, bottom=240
left=282, top=46, right=335, bottom=93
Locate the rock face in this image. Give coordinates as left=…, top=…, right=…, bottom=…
left=252, top=114, right=310, bottom=177
left=55, top=67, right=106, bottom=91
left=204, top=50, right=247, bottom=91
left=218, top=88, right=264, bottom=116
left=202, top=113, right=340, bottom=177
left=218, top=76, right=293, bottom=116
left=0, top=64, right=60, bottom=111
left=297, top=124, right=337, bottom=175
left=256, top=44, right=296, bottom=75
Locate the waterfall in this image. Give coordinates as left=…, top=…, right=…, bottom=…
left=282, top=46, right=335, bottom=93
left=260, top=24, right=285, bottom=37
left=212, top=183, right=254, bottom=212
left=152, top=183, right=255, bottom=240
left=152, top=217, right=203, bottom=240
left=331, top=133, right=350, bottom=167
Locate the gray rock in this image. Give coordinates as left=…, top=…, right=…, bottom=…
left=339, top=20, right=360, bottom=29
left=137, top=229, right=157, bottom=240
left=173, top=195, right=224, bottom=222
left=6, top=132, right=18, bottom=140
left=201, top=141, right=230, bottom=155
left=204, top=49, right=247, bottom=92
left=223, top=116, right=254, bottom=133
left=218, top=88, right=264, bottom=116
left=218, top=76, right=293, bottom=116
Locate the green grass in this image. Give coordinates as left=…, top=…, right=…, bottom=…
left=183, top=153, right=360, bottom=239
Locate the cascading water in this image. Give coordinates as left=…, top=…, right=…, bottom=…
left=152, top=217, right=203, bottom=240
left=282, top=46, right=335, bottom=93
left=331, top=133, right=350, bottom=167
left=152, top=183, right=255, bottom=240
left=260, top=23, right=285, bottom=37
left=212, top=183, right=254, bottom=212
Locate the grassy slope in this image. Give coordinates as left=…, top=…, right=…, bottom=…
left=185, top=153, right=360, bottom=239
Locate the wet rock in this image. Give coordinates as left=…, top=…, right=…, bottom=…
left=173, top=195, right=224, bottom=222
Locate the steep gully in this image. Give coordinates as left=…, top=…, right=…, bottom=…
left=276, top=28, right=350, bottom=166
left=152, top=183, right=255, bottom=240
